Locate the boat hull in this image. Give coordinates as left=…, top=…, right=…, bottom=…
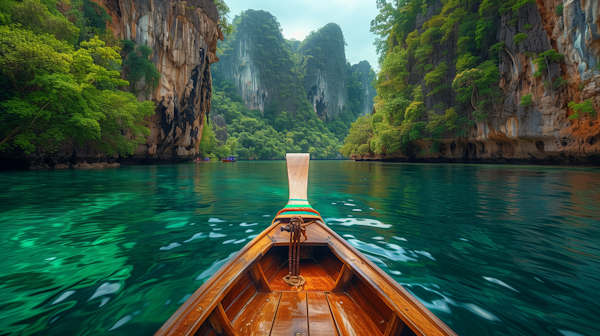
left=155, top=218, right=457, bottom=336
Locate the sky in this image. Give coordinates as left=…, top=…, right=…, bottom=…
left=223, top=0, right=381, bottom=70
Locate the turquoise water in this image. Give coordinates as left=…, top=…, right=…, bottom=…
left=1, top=161, right=599, bottom=336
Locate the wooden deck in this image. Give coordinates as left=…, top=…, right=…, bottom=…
left=220, top=254, right=391, bottom=336
left=229, top=289, right=388, bottom=336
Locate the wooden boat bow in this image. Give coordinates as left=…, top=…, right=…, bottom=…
left=156, top=154, right=458, bottom=336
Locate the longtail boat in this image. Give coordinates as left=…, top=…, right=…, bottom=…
left=156, top=154, right=457, bottom=336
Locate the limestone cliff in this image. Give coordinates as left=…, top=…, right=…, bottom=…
left=216, top=12, right=374, bottom=122
left=352, top=61, right=377, bottom=116
left=216, top=10, right=303, bottom=115
left=301, top=23, right=348, bottom=120
left=358, top=0, right=600, bottom=165
left=103, top=0, right=223, bottom=163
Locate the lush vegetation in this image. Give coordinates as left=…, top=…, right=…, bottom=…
left=0, top=0, right=157, bottom=156
left=342, top=0, right=570, bottom=157
left=205, top=10, right=376, bottom=160
left=204, top=67, right=342, bottom=160
left=568, top=100, right=597, bottom=119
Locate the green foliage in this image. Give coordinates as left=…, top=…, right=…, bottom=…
left=339, top=115, right=372, bottom=157
left=513, top=33, right=528, bottom=45
left=511, top=0, right=536, bottom=13
left=568, top=100, right=597, bottom=119
left=452, top=60, right=501, bottom=121
left=520, top=93, right=533, bottom=107
left=522, top=24, right=532, bottom=30
left=533, top=49, right=564, bottom=77
left=0, top=3, right=154, bottom=156
left=83, top=0, right=111, bottom=33
left=214, top=0, right=233, bottom=36
left=124, top=45, right=160, bottom=93
left=425, top=108, right=466, bottom=142
left=490, top=41, right=505, bottom=53
left=552, top=76, right=567, bottom=90
left=555, top=5, right=563, bottom=16
left=210, top=67, right=342, bottom=159
left=6, top=0, right=79, bottom=45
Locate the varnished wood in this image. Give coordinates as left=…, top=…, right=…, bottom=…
left=286, top=153, right=310, bottom=202
left=332, top=265, right=354, bottom=292
left=269, top=259, right=335, bottom=292
left=192, top=323, right=213, bottom=336
left=249, top=262, right=272, bottom=292
left=307, top=292, right=338, bottom=335
left=269, top=222, right=331, bottom=245
left=207, top=303, right=236, bottom=336
left=347, top=282, right=389, bottom=333
left=263, top=248, right=287, bottom=280
left=221, top=273, right=252, bottom=313
left=231, top=292, right=281, bottom=335
left=271, top=292, right=308, bottom=336
left=384, top=315, right=406, bottom=336
left=224, top=281, right=256, bottom=321
left=327, top=292, right=383, bottom=336
left=350, top=276, right=393, bottom=324
left=314, top=246, right=343, bottom=279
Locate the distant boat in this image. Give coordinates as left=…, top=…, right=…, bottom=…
left=222, top=156, right=237, bottom=162
left=155, top=153, right=457, bottom=336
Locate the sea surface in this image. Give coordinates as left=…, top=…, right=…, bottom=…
left=1, top=161, right=599, bottom=336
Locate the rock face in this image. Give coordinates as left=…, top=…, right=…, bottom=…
left=301, top=23, right=348, bottom=120
left=216, top=12, right=373, bottom=121
left=358, top=0, right=600, bottom=165
left=352, top=61, right=377, bottom=116
left=103, top=0, right=223, bottom=163
left=217, top=10, right=303, bottom=115
left=212, top=114, right=227, bottom=144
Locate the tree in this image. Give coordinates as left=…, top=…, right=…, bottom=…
left=533, top=49, right=564, bottom=97
left=0, top=24, right=154, bottom=155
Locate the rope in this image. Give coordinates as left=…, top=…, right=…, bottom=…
left=281, top=216, right=306, bottom=287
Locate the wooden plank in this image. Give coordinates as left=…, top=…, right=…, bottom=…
left=270, top=292, right=308, bottom=336
left=249, top=262, right=272, bottom=292
left=332, top=265, right=353, bottom=292
left=286, top=153, right=310, bottom=201
left=348, top=283, right=388, bottom=334
left=307, top=292, right=338, bottom=335
left=269, top=259, right=335, bottom=292
left=315, top=257, right=339, bottom=280
left=384, top=314, right=406, bottom=336
left=327, top=292, right=383, bottom=336
left=351, top=276, right=393, bottom=322
left=299, top=246, right=313, bottom=259
left=231, top=292, right=281, bottom=335
left=221, top=273, right=252, bottom=312
left=192, top=322, right=213, bottom=336
left=207, top=303, right=237, bottom=336
left=225, top=282, right=257, bottom=321
left=259, top=248, right=278, bottom=270
left=263, top=251, right=286, bottom=280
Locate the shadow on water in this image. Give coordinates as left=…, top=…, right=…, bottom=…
left=0, top=161, right=599, bottom=335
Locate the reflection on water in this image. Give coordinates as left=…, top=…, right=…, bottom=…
left=1, top=162, right=599, bottom=336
